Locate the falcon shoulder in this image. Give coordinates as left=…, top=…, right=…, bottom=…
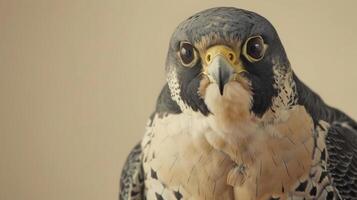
left=295, top=75, right=357, bottom=199
left=326, top=121, right=357, bottom=199
left=119, top=143, right=145, bottom=200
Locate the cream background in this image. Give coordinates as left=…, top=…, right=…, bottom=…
left=0, top=1, right=356, bottom=200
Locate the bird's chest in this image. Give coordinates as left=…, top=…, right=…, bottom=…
left=142, top=113, right=236, bottom=200
left=141, top=110, right=334, bottom=200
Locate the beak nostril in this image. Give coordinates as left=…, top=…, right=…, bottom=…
left=228, top=53, right=234, bottom=61
left=206, top=54, right=211, bottom=62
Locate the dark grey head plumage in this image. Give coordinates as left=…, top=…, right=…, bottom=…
left=159, top=7, right=293, bottom=117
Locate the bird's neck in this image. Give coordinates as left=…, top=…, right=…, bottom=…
left=293, top=73, right=354, bottom=125
left=152, top=84, right=182, bottom=117
left=153, top=76, right=355, bottom=127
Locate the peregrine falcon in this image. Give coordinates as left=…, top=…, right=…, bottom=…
left=119, top=7, right=357, bottom=200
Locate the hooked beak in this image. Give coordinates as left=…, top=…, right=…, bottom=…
left=205, top=45, right=245, bottom=95
left=208, top=55, right=234, bottom=95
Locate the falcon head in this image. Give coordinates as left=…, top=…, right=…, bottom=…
left=165, top=7, right=296, bottom=121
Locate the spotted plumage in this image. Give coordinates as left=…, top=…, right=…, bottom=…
left=119, top=143, right=145, bottom=200
left=119, top=7, right=357, bottom=200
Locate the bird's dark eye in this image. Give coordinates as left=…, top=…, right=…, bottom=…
left=243, top=36, right=266, bottom=62
left=179, top=42, right=198, bottom=67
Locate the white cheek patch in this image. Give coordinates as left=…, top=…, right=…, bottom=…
left=167, top=68, right=190, bottom=112
left=262, top=64, right=298, bottom=124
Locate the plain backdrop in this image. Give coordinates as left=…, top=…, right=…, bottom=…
left=1, top=0, right=356, bottom=200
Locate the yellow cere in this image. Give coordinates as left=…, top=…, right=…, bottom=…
left=204, top=45, right=246, bottom=74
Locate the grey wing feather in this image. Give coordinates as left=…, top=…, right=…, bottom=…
left=326, top=122, right=357, bottom=199
left=119, top=143, right=145, bottom=200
